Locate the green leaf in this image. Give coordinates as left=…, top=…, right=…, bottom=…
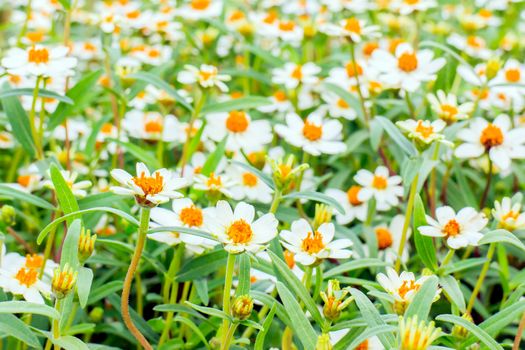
left=0, top=93, right=37, bottom=157
left=56, top=0, right=71, bottom=9
left=254, top=303, right=277, bottom=350
left=245, top=44, right=284, bottom=66
left=49, top=69, right=103, bottom=129
left=50, top=164, right=80, bottom=223
left=37, top=207, right=139, bottom=244
left=282, top=191, right=345, bottom=214
left=107, top=294, right=159, bottom=342
left=194, top=279, right=210, bottom=305
left=176, top=249, right=227, bottom=282
left=127, top=72, right=193, bottom=112
left=0, top=314, right=41, bottom=349
left=404, top=276, right=439, bottom=320
left=479, top=229, right=525, bottom=252
left=250, top=291, right=291, bottom=326
left=268, top=251, right=324, bottom=327
left=51, top=335, right=90, bottom=350
left=0, top=88, right=73, bottom=104
left=439, top=275, right=466, bottom=312
left=324, top=258, right=390, bottom=279
left=87, top=281, right=123, bottom=305
left=236, top=254, right=251, bottom=297
left=230, top=160, right=275, bottom=190
left=0, top=301, right=59, bottom=319
left=184, top=301, right=232, bottom=321
left=376, top=116, right=417, bottom=157
left=348, top=288, right=396, bottom=348
left=60, top=219, right=82, bottom=268
left=186, top=121, right=206, bottom=163
left=413, top=195, right=438, bottom=271
left=201, top=96, right=272, bottom=114
left=147, top=226, right=217, bottom=242
left=77, top=267, right=93, bottom=308
left=0, top=184, right=56, bottom=210
left=153, top=304, right=205, bottom=319
left=173, top=316, right=211, bottom=349
left=200, top=137, right=227, bottom=176
left=275, top=282, right=317, bottom=349
left=436, top=314, right=503, bottom=350
left=107, top=138, right=160, bottom=169
left=443, top=258, right=486, bottom=275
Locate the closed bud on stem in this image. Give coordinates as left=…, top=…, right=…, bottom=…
left=268, top=155, right=309, bottom=193
left=320, top=280, right=353, bottom=321
left=315, top=334, right=333, bottom=350
left=0, top=205, right=16, bottom=226
left=313, top=204, right=333, bottom=230
left=89, top=307, right=104, bottom=322
left=231, top=295, right=253, bottom=320
left=399, top=316, right=441, bottom=350
left=52, top=264, right=77, bottom=299
left=78, top=228, right=97, bottom=263
left=452, top=313, right=473, bottom=339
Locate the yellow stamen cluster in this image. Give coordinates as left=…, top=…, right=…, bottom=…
left=227, top=219, right=253, bottom=244
left=52, top=264, right=78, bottom=299
left=399, top=316, right=441, bottom=350
left=78, top=228, right=97, bottom=263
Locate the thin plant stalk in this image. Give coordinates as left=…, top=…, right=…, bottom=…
left=395, top=174, right=419, bottom=272
left=513, top=311, right=525, bottom=350
left=29, top=76, right=43, bottom=159
left=218, top=253, right=236, bottom=343
left=220, top=323, right=238, bottom=350
left=480, top=157, right=493, bottom=209
left=121, top=207, right=153, bottom=350
left=466, top=242, right=496, bottom=314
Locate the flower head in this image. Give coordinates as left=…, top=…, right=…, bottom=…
left=398, top=316, right=441, bottom=350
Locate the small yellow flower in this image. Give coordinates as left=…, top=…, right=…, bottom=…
left=52, top=264, right=78, bottom=299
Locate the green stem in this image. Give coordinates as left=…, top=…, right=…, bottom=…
left=29, top=76, right=43, bottom=159
left=395, top=174, right=419, bottom=272
left=269, top=189, right=282, bottom=214
left=479, top=157, right=493, bottom=209
left=121, top=207, right=153, bottom=350
left=349, top=42, right=369, bottom=125
left=220, top=323, right=238, bottom=350
left=218, top=253, right=236, bottom=343
left=429, top=143, right=441, bottom=216
left=52, top=299, right=61, bottom=350
left=466, top=242, right=496, bottom=314
left=405, top=92, right=416, bottom=119
left=438, top=249, right=455, bottom=273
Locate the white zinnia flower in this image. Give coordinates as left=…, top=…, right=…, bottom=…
left=418, top=206, right=488, bottom=249
left=1, top=45, right=77, bottom=77
left=325, top=185, right=368, bottom=225
left=397, top=119, right=451, bottom=146
left=205, top=201, right=278, bottom=254
left=177, top=64, right=230, bottom=92
left=427, top=90, right=474, bottom=123
left=280, top=219, right=352, bottom=266
left=271, top=62, right=320, bottom=89
left=377, top=267, right=439, bottom=304
left=492, top=197, right=525, bottom=232
left=354, top=166, right=403, bottom=210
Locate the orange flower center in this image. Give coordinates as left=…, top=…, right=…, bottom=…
left=441, top=104, right=458, bottom=120
left=242, top=172, right=258, bottom=187
left=25, top=254, right=44, bottom=269
left=284, top=250, right=296, bottom=269
left=28, top=47, right=50, bottom=64
left=279, top=20, right=296, bottom=31
left=227, top=219, right=253, bottom=244
left=148, top=49, right=161, bottom=58
left=26, top=31, right=44, bottom=43
left=345, top=62, right=363, bottom=77
left=226, top=111, right=249, bottom=133
left=179, top=206, right=203, bottom=227
left=505, top=68, right=521, bottom=83
left=291, top=65, right=303, bottom=80
left=337, top=98, right=349, bottom=109
left=206, top=172, right=222, bottom=187
left=501, top=210, right=519, bottom=221
left=355, top=340, right=369, bottom=350
left=132, top=172, right=164, bottom=196
left=398, top=280, right=420, bottom=299
left=126, top=10, right=140, bottom=19
left=443, top=219, right=460, bottom=237
left=9, top=75, right=22, bottom=85
left=274, top=90, right=287, bottom=102
left=301, top=231, right=324, bottom=254
left=346, top=185, right=363, bottom=206
left=343, top=18, right=361, bottom=34
left=101, top=123, right=113, bottom=134
left=466, top=36, right=483, bottom=48
left=415, top=120, right=434, bottom=139
left=15, top=268, right=38, bottom=287
left=363, top=42, right=379, bottom=57
left=397, top=52, right=418, bottom=72
left=17, top=175, right=32, bottom=187
left=145, top=120, right=163, bottom=133
left=480, top=124, right=504, bottom=149
left=302, top=121, right=323, bottom=141
left=372, top=175, right=388, bottom=190
left=191, top=0, right=211, bottom=10
left=404, top=0, right=420, bottom=4
left=199, top=68, right=217, bottom=81
left=375, top=227, right=393, bottom=249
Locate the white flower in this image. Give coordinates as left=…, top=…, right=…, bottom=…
left=177, top=64, right=230, bottom=92
left=123, top=110, right=180, bottom=142
left=454, top=114, right=525, bottom=171
left=370, top=43, right=446, bottom=92
left=227, top=165, right=273, bottom=204
left=271, top=62, right=320, bottom=89
left=205, top=201, right=278, bottom=254
left=204, top=110, right=273, bottom=152
left=110, top=162, right=187, bottom=206
left=148, top=199, right=217, bottom=255
left=44, top=170, right=92, bottom=198
left=427, top=90, right=474, bottom=123
left=1, top=45, right=77, bottom=77
left=447, top=34, right=493, bottom=59
left=492, top=197, right=525, bottom=232
left=280, top=219, right=352, bottom=266
left=325, top=185, right=368, bottom=225
left=257, top=90, right=293, bottom=114
left=193, top=172, right=235, bottom=197
left=320, top=17, right=380, bottom=43
left=418, top=206, right=488, bottom=249
left=176, top=0, right=223, bottom=20
left=392, top=0, right=437, bottom=15
left=374, top=215, right=410, bottom=264
left=377, top=267, right=438, bottom=304
left=354, top=166, right=403, bottom=210
left=0, top=131, right=14, bottom=149
left=275, top=112, right=346, bottom=156
left=397, top=119, right=451, bottom=146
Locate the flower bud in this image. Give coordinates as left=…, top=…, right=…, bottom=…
left=0, top=205, right=16, bottom=226
left=231, top=295, right=253, bottom=320
left=315, top=334, right=333, bottom=350
left=313, top=204, right=332, bottom=230
left=268, top=155, right=309, bottom=193
left=89, top=307, right=104, bottom=322
left=320, top=280, right=353, bottom=321
left=452, top=313, right=473, bottom=339
left=485, top=58, right=502, bottom=81
left=52, top=264, right=77, bottom=299
left=78, top=228, right=97, bottom=263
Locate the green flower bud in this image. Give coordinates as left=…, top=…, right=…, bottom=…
left=1, top=205, right=16, bottom=226
left=231, top=295, right=253, bottom=320
left=315, top=334, right=332, bottom=350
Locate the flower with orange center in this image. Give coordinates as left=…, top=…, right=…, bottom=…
left=226, top=111, right=249, bottom=133
left=15, top=268, right=38, bottom=288
left=133, top=172, right=164, bottom=197
left=302, top=121, right=323, bottom=141
left=191, top=0, right=211, bottom=10
left=343, top=18, right=361, bottom=34
left=375, top=227, right=394, bottom=249
left=279, top=20, right=296, bottom=32
left=144, top=119, right=163, bottom=133
left=493, top=197, right=525, bottom=231
left=480, top=123, right=504, bottom=149
left=28, top=47, right=49, bottom=64
left=346, top=186, right=363, bottom=206
left=397, top=118, right=449, bottom=146
left=301, top=231, right=325, bottom=254
left=397, top=52, right=418, bottom=72
left=345, top=61, right=363, bottom=78
left=442, top=219, right=460, bottom=238
left=290, top=65, right=303, bottom=80
left=207, top=172, right=222, bottom=188
left=372, top=175, right=388, bottom=190
left=179, top=206, right=203, bottom=227
left=25, top=254, right=44, bottom=270
left=505, top=68, right=521, bottom=83
left=242, top=172, right=258, bottom=188
left=227, top=219, right=253, bottom=244
left=414, top=121, right=434, bottom=139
